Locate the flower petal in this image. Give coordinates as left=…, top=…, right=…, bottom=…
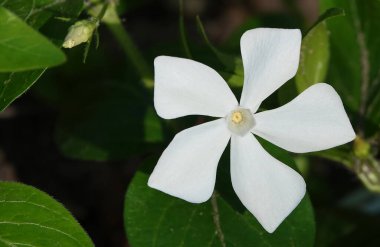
left=154, top=56, right=238, bottom=119
left=240, top=28, right=301, bottom=112
left=148, top=119, right=231, bottom=203
left=252, top=83, right=356, bottom=153
left=230, top=134, right=306, bottom=233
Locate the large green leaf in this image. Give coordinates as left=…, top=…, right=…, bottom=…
left=0, top=6, right=66, bottom=72
left=320, top=0, right=380, bottom=134
left=295, top=8, right=344, bottom=92
left=124, top=142, right=315, bottom=246
left=0, top=0, right=83, bottom=112
left=0, top=182, right=94, bottom=246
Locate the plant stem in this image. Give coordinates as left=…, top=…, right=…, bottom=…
left=104, top=5, right=153, bottom=88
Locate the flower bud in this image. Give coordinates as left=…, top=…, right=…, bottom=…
left=354, top=136, right=371, bottom=159
left=62, top=19, right=98, bottom=48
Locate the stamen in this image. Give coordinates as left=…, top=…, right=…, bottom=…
left=232, top=111, right=243, bottom=124
left=226, top=107, right=255, bottom=136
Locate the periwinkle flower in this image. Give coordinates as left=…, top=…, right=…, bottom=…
left=148, top=28, right=355, bottom=233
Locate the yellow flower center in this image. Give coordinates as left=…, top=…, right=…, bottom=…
left=226, top=107, right=255, bottom=136
left=231, top=111, right=243, bottom=124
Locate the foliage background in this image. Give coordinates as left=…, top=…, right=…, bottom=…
left=0, top=0, right=380, bottom=246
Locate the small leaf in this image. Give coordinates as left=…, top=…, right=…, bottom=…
left=0, top=6, right=66, bottom=72
left=0, top=182, right=94, bottom=246
left=295, top=8, right=344, bottom=92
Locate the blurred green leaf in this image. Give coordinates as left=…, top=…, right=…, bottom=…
left=0, top=182, right=94, bottom=246
left=320, top=0, right=380, bottom=134
left=55, top=82, right=162, bottom=161
left=306, top=8, right=345, bottom=34
left=0, top=6, right=66, bottom=72
left=124, top=141, right=315, bottom=246
left=295, top=8, right=344, bottom=92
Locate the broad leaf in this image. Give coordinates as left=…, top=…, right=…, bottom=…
left=124, top=142, right=315, bottom=246
left=0, top=0, right=83, bottom=112
left=0, top=182, right=94, bottom=246
left=0, top=6, right=66, bottom=72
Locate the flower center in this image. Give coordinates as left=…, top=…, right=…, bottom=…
left=226, top=107, right=255, bottom=136
left=231, top=111, right=243, bottom=124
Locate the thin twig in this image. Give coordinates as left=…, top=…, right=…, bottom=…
left=210, top=192, right=226, bottom=247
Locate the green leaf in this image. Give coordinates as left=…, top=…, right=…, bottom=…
left=1, top=0, right=83, bottom=28
left=124, top=143, right=315, bottom=246
left=0, top=0, right=83, bottom=112
left=55, top=82, right=161, bottom=161
left=0, top=6, right=66, bottom=72
left=0, top=182, right=94, bottom=246
left=0, top=69, right=45, bottom=111
left=124, top=171, right=314, bottom=246
left=295, top=8, right=344, bottom=92
left=320, top=0, right=380, bottom=133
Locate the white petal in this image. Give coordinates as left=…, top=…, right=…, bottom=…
left=154, top=56, right=238, bottom=119
left=252, top=83, right=356, bottom=153
left=148, top=119, right=231, bottom=203
left=231, top=134, right=306, bottom=233
left=240, top=28, right=301, bottom=112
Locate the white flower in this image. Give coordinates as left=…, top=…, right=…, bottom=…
left=148, top=28, right=355, bottom=233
